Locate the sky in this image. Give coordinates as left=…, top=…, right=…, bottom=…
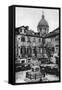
left=16, top=7, right=59, bottom=32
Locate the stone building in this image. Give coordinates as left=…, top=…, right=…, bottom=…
left=45, top=27, right=59, bottom=56
left=15, top=26, right=42, bottom=59
left=45, top=27, right=59, bottom=64
left=15, top=13, right=59, bottom=64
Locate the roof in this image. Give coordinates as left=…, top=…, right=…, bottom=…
left=15, top=26, right=41, bottom=37
left=45, top=27, right=59, bottom=38
left=15, top=26, right=59, bottom=38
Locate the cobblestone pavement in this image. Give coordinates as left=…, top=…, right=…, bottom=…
left=15, top=71, right=59, bottom=83
left=45, top=74, right=59, bottom=81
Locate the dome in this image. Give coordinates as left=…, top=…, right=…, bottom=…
left=37, top=14, right=49, bottom=28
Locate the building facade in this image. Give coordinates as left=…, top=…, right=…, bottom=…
left=15, top=13, right=59, bottom=64
left=15, top=26, right=43, bottom=59
left=45, top=28, right=59, bottom=56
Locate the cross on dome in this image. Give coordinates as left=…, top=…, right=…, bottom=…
left=42, top=11, right=44, bottom=19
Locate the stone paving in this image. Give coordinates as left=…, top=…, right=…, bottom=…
left=15, top=71, right=59, bottom=83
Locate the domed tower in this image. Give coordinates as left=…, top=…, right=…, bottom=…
left=37, top=11, right=49, bottom=37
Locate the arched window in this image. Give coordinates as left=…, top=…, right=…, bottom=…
left=21, top=36, right=25, bottom=42
left=20, top=46, right=26, bottom=57
left=27, top=36, right=31, bottom=42
left=27, top=46, right=32, bottom=57
left=33, top=46, right=37, bottom=56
